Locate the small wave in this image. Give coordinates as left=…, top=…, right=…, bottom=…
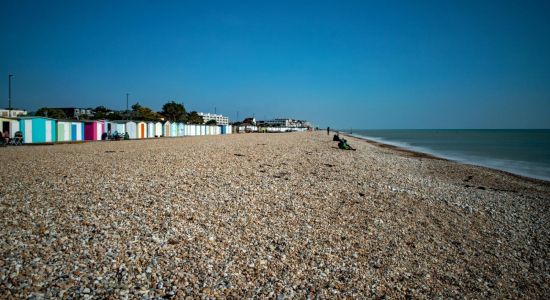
left=350, top=133, right=550, bottom=182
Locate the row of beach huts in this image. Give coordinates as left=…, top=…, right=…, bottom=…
left=0, top=116, right=232, bottom=144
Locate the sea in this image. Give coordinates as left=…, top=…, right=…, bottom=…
left=344, top=129, right=550, bottom=182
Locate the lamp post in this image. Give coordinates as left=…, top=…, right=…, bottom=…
left=126, top=93, right=130, bottom=120
left=8, top=74, right=14, bottom=111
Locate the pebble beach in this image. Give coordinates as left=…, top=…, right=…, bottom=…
left=1, top=131, right=549, bottom=298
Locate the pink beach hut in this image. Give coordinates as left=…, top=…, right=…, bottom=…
left=84, top=120, right=105, bottom=141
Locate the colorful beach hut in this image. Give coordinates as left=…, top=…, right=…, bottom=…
left=0, top=117, right=20, bottom=138
left=177, top=123, right=185, bottom=136
left=57, top=120, right=84, bottom=142
left=170, top=122, right=178, bottom=137
left=164, top=121, right=171, bottom=137
left=84, top=120, right=105, bottom=141
left=19, top=117, right=56, bottom=144
left=136, top=121, right=146, bottom=139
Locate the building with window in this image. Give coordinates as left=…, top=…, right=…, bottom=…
left=198, top=112, right=229, bottom=125
left=258, top=118, right=311, bottom=128
left=0, top=109, right=27, bottom=118
left=51, top=107, right=94, bottom=119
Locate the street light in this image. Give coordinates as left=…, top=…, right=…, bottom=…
left=8, top=74, right=14, bottom=111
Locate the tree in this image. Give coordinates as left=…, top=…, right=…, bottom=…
left=187, top=111, right=204, bottom=124
left=205, top=119, right=217, bottom=125
left=35, top=107, right=67, bottom=119
left=161, top=101, right=187, bottom=122
left=93, top=106, right=110, bottom=120
left=130, top=102, right=161, bottom=121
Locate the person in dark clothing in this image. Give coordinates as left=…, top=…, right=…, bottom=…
left=338, top=138, right=356, bottom=151
left=327, top=126, right=330, bottom=135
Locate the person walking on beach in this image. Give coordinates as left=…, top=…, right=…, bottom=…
left=327, top=126, right=330, bottom=135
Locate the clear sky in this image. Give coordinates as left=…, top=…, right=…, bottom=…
left=1, top=0, right=549, bottom=128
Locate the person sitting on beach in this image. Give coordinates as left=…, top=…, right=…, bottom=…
left=13, top=131, right=23, bottom=145
left=333, top=133, right=341, bottom=141
left=0, top=131, right=7, bottom=146
left=338, top=138, right=356, bottom=151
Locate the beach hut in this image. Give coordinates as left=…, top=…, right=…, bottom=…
left=57, top=120, right=84, bottom=142
left=84, top=120, right=105, bottom=141
left=125, top=121, right=137, bottom=139
left=170, top=122, right=178, bottom=137
left=0, top=117, right=20, bottom=138
left=201, top=125, right=207, bottom=136
left=178, top=123, right=185, bottom=136
left=19, top=117, right=57, bottom=144
left=154, top=122, right=163, bottom=137
left=215, top=126, right=221, bottom=135
left=164, top=121, right=171, bottom=137
left=147, top=122, right=155, bottom=138
left=136, top=121, right=146, bottom=139
left=109, top=121, right=126, bottom=135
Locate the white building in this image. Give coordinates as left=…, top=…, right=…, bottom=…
left=0, top=109, right=28, bottom=118
left=260, top=118, right=311, bottom=128
left=198, top=112, right=229, bottom=125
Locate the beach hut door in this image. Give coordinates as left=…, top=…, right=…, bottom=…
left=71, top=124, right=77, bottom=141
left=140, top=124, right=145, bottom=138
left=2, top=121, right=8, bottom=134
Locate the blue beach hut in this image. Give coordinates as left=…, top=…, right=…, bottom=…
left=19, top=117, right=57, bottom=144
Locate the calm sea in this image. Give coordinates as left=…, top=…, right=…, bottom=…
left=345, top=129, right=550, bottom=181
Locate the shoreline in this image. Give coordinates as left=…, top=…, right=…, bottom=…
left=339, top=132, right=550, bottom=186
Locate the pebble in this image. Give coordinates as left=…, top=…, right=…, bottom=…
left=0, top=132, right=549, bottom=298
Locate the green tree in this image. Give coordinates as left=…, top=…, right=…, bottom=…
left=35, top=107, right=67, bottom=119
left=130, top=103, right=160, bottom=121
left=187, top=111, right=204, bottom=124
left=93, top=106, right=110, bottom=120
left=105, top=111, right=125, bottom=121
left=161, top=101, right=187, bottom=122
left=205, top=119, right=217, bottom=125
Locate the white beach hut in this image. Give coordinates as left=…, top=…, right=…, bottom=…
left=147, top=122, right=155, bottom=138
left=154, top=122, right=163, bottom=137
left=125, top=121, right=137, bottom=139
left=0, top=117, right=20, bottom=138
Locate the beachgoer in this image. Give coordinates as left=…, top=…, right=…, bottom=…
left=327, top=127, right=330, bottom=135
left=14, top=131, right=23, bottom=145
left=338, top=138, right=356, bottom=151
left=0, top=131, right=6, bottom=146
left=333, top=133, right=341, bottom=141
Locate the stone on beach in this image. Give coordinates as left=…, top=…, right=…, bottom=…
left=0, top=132, right=549, bottom=298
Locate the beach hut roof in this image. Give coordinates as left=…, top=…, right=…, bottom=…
left=19, top=116, right=57, bottom=121
left=0, top=116, right=20, bottom=121
left=56, top=119, right=84, bottom=123
left=106, top=120, right=132, bottom=124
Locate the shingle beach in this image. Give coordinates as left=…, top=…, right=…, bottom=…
left=1, top=132, right=549, bottom=298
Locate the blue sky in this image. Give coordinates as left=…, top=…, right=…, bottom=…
left=1, top=0, right=549, bottom=128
